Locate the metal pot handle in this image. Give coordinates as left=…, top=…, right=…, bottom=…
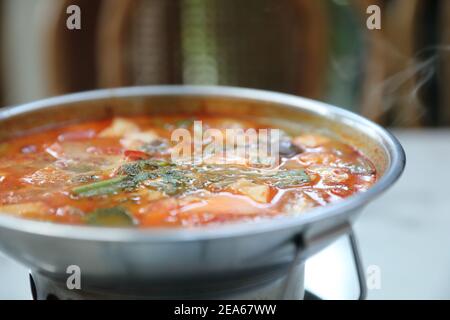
left=347, top=228, right=367, bottom=300
left=283, top=226, right=367, bottom=300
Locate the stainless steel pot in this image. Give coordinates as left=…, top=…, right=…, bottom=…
left=0, top=86, right=405, bottom=299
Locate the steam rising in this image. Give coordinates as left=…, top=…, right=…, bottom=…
left=366, top=43, right=446, bottom=126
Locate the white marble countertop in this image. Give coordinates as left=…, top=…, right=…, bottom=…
left=355, top=129, right=450, bottom=299
left=0, top=129, right=448, bottom=299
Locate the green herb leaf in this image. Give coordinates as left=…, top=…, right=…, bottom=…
left=269, top=169, right=310, bottom=188
left=147, top=169, right=195, bottom=195
left=72, top=160, right=174, bottom=197
left=72, top=176, right=126, bottom=197
left=86, top=207, right=135, bottom=227
left=72, top=160, right=310, bottom=198
left=119, top=159, right=172, bottom=176
left=174, top=119, right=194, bottom=128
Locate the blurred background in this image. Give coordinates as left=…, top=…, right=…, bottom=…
left=0, top=0, right=449, bottom=127
left=0, top=0, right=449, bottom=299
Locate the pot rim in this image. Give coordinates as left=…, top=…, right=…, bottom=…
left=0, top=85, right=406, bottom=242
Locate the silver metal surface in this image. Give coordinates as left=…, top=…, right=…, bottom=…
left=29, top=264, right=305, bottom=300
left=0, top=86, right=405, bottom=298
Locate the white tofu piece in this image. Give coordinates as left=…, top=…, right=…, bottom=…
left=120, top=130, right=159, bottom=149
left=293, top=134, right=331, bottom=148
left=229, top=179, right=270, bottom=203
left=99, top=118, right=140, bottom=138
left=0, top=202, right=49, bottom=216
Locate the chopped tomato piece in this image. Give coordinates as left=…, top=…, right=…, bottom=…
left=124, top=150, right=150, bottom=161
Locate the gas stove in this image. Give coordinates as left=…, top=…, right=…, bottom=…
left=0, top=234, right=362, bottom=300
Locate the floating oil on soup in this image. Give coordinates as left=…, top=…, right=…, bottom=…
left=0, top=116, right=376, bottom=227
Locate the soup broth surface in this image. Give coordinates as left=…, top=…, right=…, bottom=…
left=0, top=116, right=376, bottom=227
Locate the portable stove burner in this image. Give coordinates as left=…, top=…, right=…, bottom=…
left=29, top=266, right=304, bottom=300
left=24, top=231, right=365, bottom=300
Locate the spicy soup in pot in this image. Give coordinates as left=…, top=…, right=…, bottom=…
left=0, top=116, right=376, bottom=227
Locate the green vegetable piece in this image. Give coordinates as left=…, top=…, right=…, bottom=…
left=72, top=176, right=126, bottom=197
left=73, top=160, right=175, bottom=197
left=147, top=169, right=194, bottom=195
left=174, top=119, right=194, bottom=128
left=270, top=169, right=310, bottom=188
left=86, top=207, right=135, bottom=227
left=119, top=159, right=172, bottom=176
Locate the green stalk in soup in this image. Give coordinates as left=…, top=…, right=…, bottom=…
left=0, top=116, right=376, bottom=227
